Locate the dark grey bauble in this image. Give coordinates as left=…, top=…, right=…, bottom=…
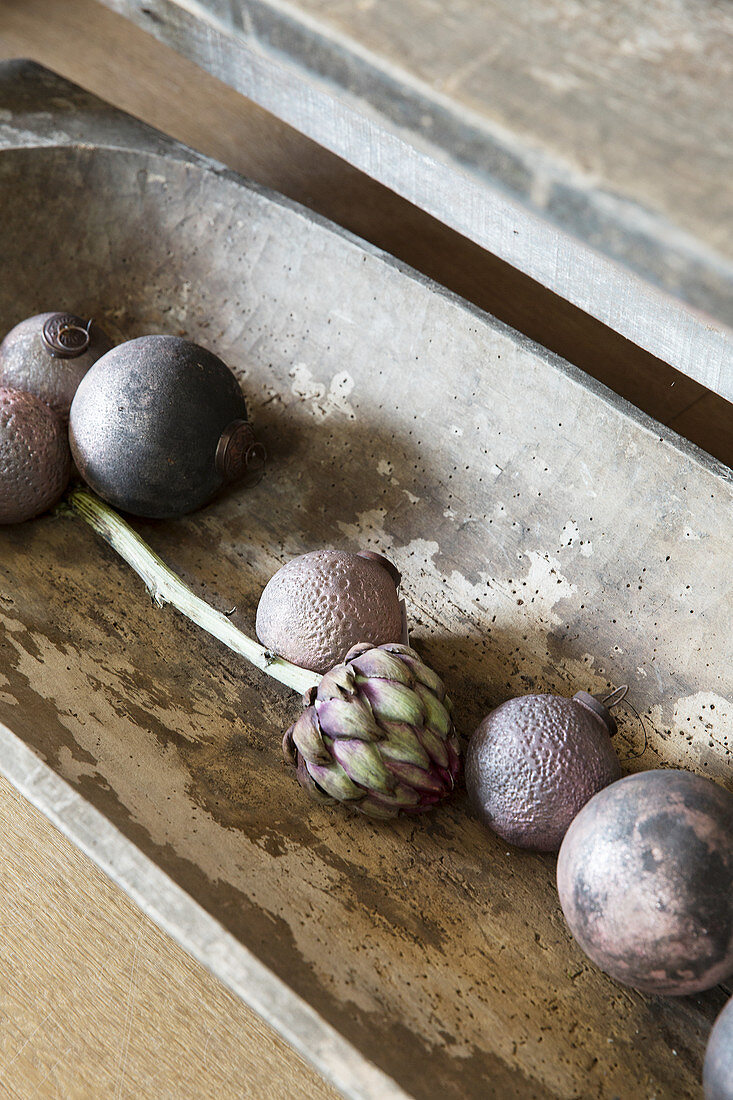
left=557, top=770, right=733, bottom=995
left=0, top=312, right=113, bottom=418
left=465, top=692, right=622, bottom=851
left=69, top=335, right=251, bottom=518
left=704, top=995, right=733, bottom=1100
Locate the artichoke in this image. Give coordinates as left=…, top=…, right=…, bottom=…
left=283, top=641, right=461, bottom=818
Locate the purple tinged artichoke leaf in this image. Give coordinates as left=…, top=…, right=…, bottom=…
left=360, top=679, right=424, bottom=726
left=377, top=720, right=431, bottom=768
left=344, top=641, right=374, bottom=662
left=350, top=647, right=414, bottom=685
left=304, top=758, right=365, bottom=802
left=291, top=707, right=330, bottom=764
left=315, top=696, right=381, bottom=741
left=297, top=755, right=336, bottom=804
left=414, top=682, right=452, bottom=737
left=358, top=798, right=400, bottom=820
left=447, top=735, right=462, bottom=779
left=330, top=738, right=395, bottom=795
left=416, top=724, right=450, bottom=769
left=384, top=760, right=447, bottom=794
left=305, top=758, right=366, bottom=801
left=365, top=783, right=422, bottom=809
left=317, top=664, right=357, bottom=700
left=282, top=724, right=298, bottom=766
left=399, top=656, right=445, bottom=697
left=378, top=642, right=420, bottom=660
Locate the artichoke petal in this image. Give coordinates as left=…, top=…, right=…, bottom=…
left=378, top=720, right=431, bottom=768
left=378, top=642, right=420, bottom=660
left=384, top=760, right=448, bottom=794
left=330, top=738, right=395, bottom=795
left=305, top=758, right=366, bottom=802
left=297, top=755, right=336, bottom=804
left=447, top=735, right=462, bottom=779
left=282, top=723, right=298, bottom=766
left=399, top=656, right=446, bottom=697
left=365, top=783, right=422, bottom=809
left=414, top=681, right=452, bottom=738
left=360, top=679, right=424, bottom=726
left=291, top=707, right=330, bottom=764
left=317, top=664, right=357, bottom=700
left=358, top=797, right=400, bottom=820
left=416, top=724, right=450, bottom=769
left=315, top=696, right=381, bottom=741
left=350, top=647, right=414, bottom=685
left=344, top=641, right=374, bottom=662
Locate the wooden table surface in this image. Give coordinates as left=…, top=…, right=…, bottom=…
left=1, top=0, right=732, bottom=469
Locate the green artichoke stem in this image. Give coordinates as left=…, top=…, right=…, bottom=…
left=64, top=487, right=322, bottom=696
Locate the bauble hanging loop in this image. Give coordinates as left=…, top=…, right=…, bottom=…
left=571, top=684, right=628, bottom=737
left=41, top=313, right=92, bottom=358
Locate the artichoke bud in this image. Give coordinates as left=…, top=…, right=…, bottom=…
left=283, top=642, right=461, bottom=818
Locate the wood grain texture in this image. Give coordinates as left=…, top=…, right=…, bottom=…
left=90, top=0, right=733, bottom=392
left=0, top=77, right=730, bottom=1096
left=0, top=774, right=340, bottom=1100
left=1, top=0, right=731, bottom=469
left=280, top=0, right=733, bottom=260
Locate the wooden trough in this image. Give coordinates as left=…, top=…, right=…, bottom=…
left=0, top=61, right=730, bottom=1098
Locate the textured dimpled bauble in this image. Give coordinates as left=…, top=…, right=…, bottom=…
left=704, top=995, right=733, bottom=1100
left=465, top=692, right=622, bottom=851
left=0, top=312, right=113, bottom=418
left=557, top=769, right=733, bottom=995
left=69, top=335, right=250, bottom=518
left=256, top=549, right=404, bottom=673
left=0, top=387, right=71, bottom=523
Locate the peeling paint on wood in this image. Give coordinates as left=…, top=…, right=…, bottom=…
left=0, top=63, right=730, bottom=1100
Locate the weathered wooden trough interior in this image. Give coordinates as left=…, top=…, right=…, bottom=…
left=0, top=63, right=731, bottom=1098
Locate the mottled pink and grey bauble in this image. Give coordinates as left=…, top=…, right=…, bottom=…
left=0, top=312, right=113, bottom=417
left=256, top=549, right=404, bottom=673
left=0, top=387, right=71, bottom=523
left=465, top=692, right=622, bottom=851
left=704, top=995, right=733, bottom=1100
left=557, top=769, right=733, bottom=995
